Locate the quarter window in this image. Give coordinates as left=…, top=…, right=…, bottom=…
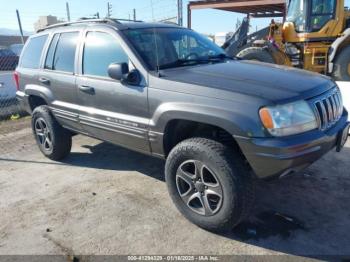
left=20, top=35, right=48, bottom=69
left=83, top=31, right=128, bottom=77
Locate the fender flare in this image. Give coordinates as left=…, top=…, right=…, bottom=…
left=150, top=102, right=260, bottom=138
left=328, top=28, right=350, bottom=73
left=24, top=84, right=54, bottom=104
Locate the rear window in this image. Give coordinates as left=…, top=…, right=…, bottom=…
left=20, top=35, right=48, bottom=69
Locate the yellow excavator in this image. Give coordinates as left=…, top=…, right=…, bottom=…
left=233, top=0, right=350, bottom=81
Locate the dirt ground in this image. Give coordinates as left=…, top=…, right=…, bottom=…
left=0, top=118, right=349, bottom=259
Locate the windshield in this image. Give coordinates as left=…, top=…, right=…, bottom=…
left=287, top=0, right=336, bottom=32
left=287, top=0, right=307, bottom=32
left=123, top=27, right=227, bottom=70
left=310, top=0, right=336, bottom=32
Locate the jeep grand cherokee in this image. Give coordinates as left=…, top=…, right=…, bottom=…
left=16, top=19, right=349, bottom=231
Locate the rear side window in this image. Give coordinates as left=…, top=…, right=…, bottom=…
left=83, top=31, right=128, bottom=77
left=20, top=35, right=48, bottom=69
left=52, top=32, right=79, bottom=73
left=44, top=34, right=60, bottom=69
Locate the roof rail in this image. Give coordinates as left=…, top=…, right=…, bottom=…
left=36, top=18, right=143, bottom=33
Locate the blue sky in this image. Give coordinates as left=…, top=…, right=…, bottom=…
left=1, top=0, right=350, bottom=35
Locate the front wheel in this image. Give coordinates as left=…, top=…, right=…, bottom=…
left=165, top=138, right=255, bottom=232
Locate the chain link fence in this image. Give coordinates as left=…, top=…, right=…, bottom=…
left=0, top=52, right=25, bottom=121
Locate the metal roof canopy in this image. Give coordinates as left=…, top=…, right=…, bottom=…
left=187, top=0, right=286, bottom=28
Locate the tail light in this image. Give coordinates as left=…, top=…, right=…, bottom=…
left=13, top=71, right=20, bottom=91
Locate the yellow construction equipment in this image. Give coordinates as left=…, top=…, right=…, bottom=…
left=188, top=0, right=350, bottom=81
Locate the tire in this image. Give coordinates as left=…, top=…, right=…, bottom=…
left=237, top=47, right=275, bottom=63
left=332, top=46, right=350, bottom=81
left=31, top=105, right=72, bottom=160
left=165, top=138, right=255, bottom=232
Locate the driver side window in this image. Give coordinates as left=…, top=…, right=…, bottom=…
left=83, top=31, right=129, bottom=77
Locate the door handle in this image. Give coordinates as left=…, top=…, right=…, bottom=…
left=38, top=77, right=50, bottom=85
left=78, top=85, right=95, bottom=95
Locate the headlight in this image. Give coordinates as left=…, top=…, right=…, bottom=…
left=259, top=100, right=318, bottom=136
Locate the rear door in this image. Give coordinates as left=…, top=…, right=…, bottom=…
left=39, top=30, right=82, bottom=132
left=76, top=27, right=150, bottom=153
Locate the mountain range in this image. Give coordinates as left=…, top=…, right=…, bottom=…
left=0, top=28, right=33, bottom=36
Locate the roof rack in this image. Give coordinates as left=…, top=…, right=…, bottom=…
left=37, top=18, right=143, bottom=33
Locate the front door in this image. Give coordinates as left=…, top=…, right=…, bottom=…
left=76, top=29, right=150, bottom=153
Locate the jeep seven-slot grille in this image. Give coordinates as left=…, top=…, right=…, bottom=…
left=312, top=88, right=343, bottom=131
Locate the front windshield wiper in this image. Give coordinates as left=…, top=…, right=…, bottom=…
left=208, top=53, right=241, bottom=60
left=207, top=53, right=233, bottom=60
left=158, top=58, right=213, bottom=70
left=158, top=54, right=235, bottom=70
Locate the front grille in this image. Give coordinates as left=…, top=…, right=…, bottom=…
left=312, top=88, right=343, bottom=131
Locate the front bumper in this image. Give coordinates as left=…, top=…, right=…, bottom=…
left=236, top=110, right=349, bottom=179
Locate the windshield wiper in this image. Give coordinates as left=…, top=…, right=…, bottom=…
left=208, top=53, right=241, bottom=60
left=207, top=53, right=232, bottom=60
left=159, top=59, right=212, bottom=69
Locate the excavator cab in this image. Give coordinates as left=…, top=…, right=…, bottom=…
left=286, top=0, right=337, bottom=33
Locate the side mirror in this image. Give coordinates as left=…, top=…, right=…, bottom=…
left=108, top=62, right=129, bottom=81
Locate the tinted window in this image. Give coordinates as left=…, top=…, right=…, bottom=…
left=83, top=31, right=128, bottom=77
left=124, top=28, right=225, bottom=70
left=310, top=0, right=336, bottom=31
left=45, top=34, right=59, bottom=69
left=21, top=35, right=48, bottom=69
left=53, top=32, right=79, bottom=73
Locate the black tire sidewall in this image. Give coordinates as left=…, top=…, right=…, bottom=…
left=31, top=106, right=71, bottom=160
left=238, top=47, right=275, bottom=64
left=32, top=107, right=55, bottom=156
left=165, top=139, right=246, bottom=231
left=333, top=46, right=350, bottom=81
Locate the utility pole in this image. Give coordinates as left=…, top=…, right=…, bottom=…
left=66, top=2, right=71, bottom=22
left=133, top=9, right=136, bottom=21
left=16, top=9, right=24, bottom=44
left=107, top=2, right=112, bottom=18
left=177, top=0, right=183, bottom=26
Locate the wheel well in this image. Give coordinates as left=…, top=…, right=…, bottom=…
left=334, top=37, right=350, bottom=59
left=163, top=119, right=244, bottom=158
left=28, top=95, right=47, bottom=111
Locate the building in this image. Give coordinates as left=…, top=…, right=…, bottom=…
left=34, top=16, right=63, bottom=32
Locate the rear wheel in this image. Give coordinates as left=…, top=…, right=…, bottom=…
left=332, top=46, right=350, bottom=81
left=237, top=47, right=275, bottom=63
left=32, top=106, right=72, bottom=160
left=165, top=138, right=255, bottom=232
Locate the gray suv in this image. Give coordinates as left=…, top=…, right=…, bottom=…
left=16, top=19, right=349, bottom=231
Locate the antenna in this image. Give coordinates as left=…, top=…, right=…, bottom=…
left=107, top=2, right=112, bottom=18
left=150, top=0, right=160, bottom=75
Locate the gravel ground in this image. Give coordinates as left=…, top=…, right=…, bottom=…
left=0, top=118, right=349, bottom=259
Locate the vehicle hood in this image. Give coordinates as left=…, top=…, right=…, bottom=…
left=160, top=60, right=336, bottom=103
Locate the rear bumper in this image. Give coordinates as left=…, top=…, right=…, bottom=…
left=16, top=91, right=31, bottom=113
left=236, top=110, right=349, bottom=179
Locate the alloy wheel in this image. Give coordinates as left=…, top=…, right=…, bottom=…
left=34, top=117, right=53, bottom=152
left=176, top=160, right=223, bottom=216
